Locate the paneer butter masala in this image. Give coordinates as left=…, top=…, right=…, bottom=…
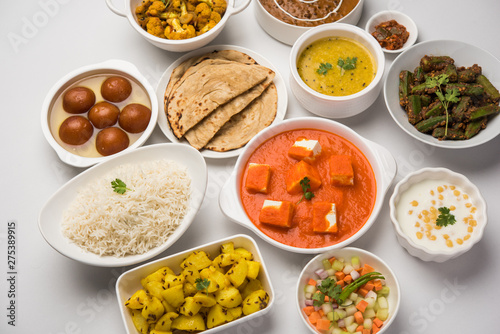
left=240, top=129, right=376, bottom=248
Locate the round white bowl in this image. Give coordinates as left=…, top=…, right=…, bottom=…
left=365, top=10, right=418, bottom=54
left=254, top=0, right=364, bottom=46
left=389, top=167, right=487, bottom=262
left=289, top=23, right=385, bottom=118
left=38, top=143, right=207, bottom=267
left=384, top=40, right=500, bottom=148
left=41, top=59, right=158, bottom=168
left=116, top=234, right=274, bottom=334
left=106, top=0, right=251, bottom=52
left=297, top=247, right=401, bottom=334
left=219, top=117, right=397, bottom=254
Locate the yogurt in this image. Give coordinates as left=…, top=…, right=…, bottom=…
left=396, top=179, right=478, bottom=252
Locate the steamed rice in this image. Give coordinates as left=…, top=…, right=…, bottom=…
left=62, top=159, right=191, bottom=257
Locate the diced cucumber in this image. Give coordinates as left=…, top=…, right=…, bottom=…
left=322, top=258, right=332, bottom=270
left=304, top=284, right=316, bottom=294
left=376, top=308, right=389, bottom=321
left=346, top=322, right=358, bottom=333
left=365, top=297, right=376, bottom=309
left=345, top=305, right=358, bottom=316
left=377, top=286, right=390, bottom=296
left=334, top=309, right=347, bottom=320
left=332, top=328, right=343, bottom=334
left=322, top=303, right=333, bottom=315
left=333, top=310, right=340, bottom=321
left=348, top=292, right=358, bottom=301
left=363, top=318, right=373, bottom=329
left=343, top=264, right=354, bottom=275
left=327, top=268, right=336, bottom=277
left=332, top=260, right=344, bottom=272
left=377, top=296, right=388, bottom=309
left=327, top=311, right=334, bottom=321
left=344, top=315, right=355, bottom=327
left=351, top=256, right=360, bottom=269
left=363, top=308, right=376, bottom=319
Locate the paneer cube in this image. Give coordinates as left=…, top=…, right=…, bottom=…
left=285, top=160, right=322, bottom=194
left=329, top=155, right=354, bottom=186
left=288, top=137, right=322, bottom=163
left=312, top=202, right=338, bottom=233
left=245, top=163, right=272, bottom=194
left=259, top=200, right=294, bottom=228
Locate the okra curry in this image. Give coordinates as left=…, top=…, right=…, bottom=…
left=240, top=129, right=376, bottom=249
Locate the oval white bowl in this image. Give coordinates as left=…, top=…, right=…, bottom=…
left=38, top=143, right=207, bottom=267
left=389, top=167, right=487, bottom=262
left=116, top=234, right=275, bottom=334
left=384, top=40, right=500, bottom=148
left=40, top=59, right=158, bottom=168
left=365, top=10, right=418, bottom=54
left=289, top=23, right=385, bottom=118
left=219, top=117, right=397, bottom=254
left=296, top=247, right=401, bottom=334
left=254, top=0, right=364, bottom=46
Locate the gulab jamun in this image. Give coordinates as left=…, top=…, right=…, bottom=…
left=119, top=103, right=152, bottom=133
left=88, top=101, right=120, bottom=129
left=101, top=76, right=132, bottom=103
left=62, top=87, right=96, bottom=114
left=95, top=127, right=129, bottom=156
left=59, top=116, right=93, bottom=145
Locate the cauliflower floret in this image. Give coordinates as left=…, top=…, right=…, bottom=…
left=147, top=17, right=166, bottom=38
left=135, top=0, right=152, bottom=15
left=197, top=19, right=217, bottom=35
left=146, top=0, right=166, bottom=16
left=165, top=18, right=196, bottom=40
left=199, top=0, right=227, bottom=15
left=194, top=2, right=211, bottom=28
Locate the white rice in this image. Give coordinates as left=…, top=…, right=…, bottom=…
left=62, top=159, right=191, bottom=257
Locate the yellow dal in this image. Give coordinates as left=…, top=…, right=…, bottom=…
left=297, top=37, right=376, bottom=96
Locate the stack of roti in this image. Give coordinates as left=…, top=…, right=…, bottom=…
left=165, top=50, right=278, bottom=152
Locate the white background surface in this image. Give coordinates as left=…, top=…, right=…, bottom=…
left=1, top=0, right=499, bottom=333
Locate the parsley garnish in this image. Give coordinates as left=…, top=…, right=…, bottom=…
left=422, top=74, right=460, bottom=135
left=317, top=62, right=333, bottom=76
left=312, top=278, right=342, bottom=307
left=297, top=177, right=315, bottom=204
left=195, top=278, right=210, bottom=295
left=436, top=207, right=456, bottom=227
left=111, top=178, right=130, bottom=194
left=337, top=57, right=358, bottom=75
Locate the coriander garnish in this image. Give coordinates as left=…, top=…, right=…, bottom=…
left=337, top=57, right=358, bottom=75
left=297, top=177, right=314, bottom=204
left=195, top=278, right=210, bottom=295
left=111, top=178, right=130, bottom=194
left=317, top=62, right=333, bottom=76
left=436, top=207, right=456, bottom=227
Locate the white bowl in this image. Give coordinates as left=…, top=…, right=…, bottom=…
left=384, top=40, right=500, bottom=148
left=38, top=143, right=207, bottom=267
left=106, top=0, right=251, bottom=52
left=116, top=234, right=274, bottom=334
left=365, top=10, right=418, bottom=54
left=289, top=23, right=385, bottom=118
left=254, top=0, right=364, bottom=46
left=297, top=247, right=401, bottom=334
left=389, top=167, right=487, bottom=262
left=41, top=59, right=158, bottom=168
left=219, top=117, right=397, bottom=254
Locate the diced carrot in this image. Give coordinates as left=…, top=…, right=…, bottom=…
left=308, top=311, right=321, bottom=324
left=318, top=309, right=325, bottom=317
left=361, top=264, right=375, bottom=276
left=303, top=306, right=315, bottom=316
left=328, top=256, right=336, bottom=264
left=358, top=288, right=369, bottom=298
left=362, top=329, right=371, bottom=334
left=372, top=326, right=381, bottom=334
left=344, top=274, right=353, bottom=284
left=374, top=280, right=383, bottom=291
left=316, top=318, right=331, bottom=331
left=324, top=295, right=330, bottom=303
left=364, top=282, right=375, bottom=291
left=373, top=317, right=384, bottom=328
left=356, top=325, right=364, bottom=332
left=354, top=311, right=364, bottom=324
left=308, top=278, right=317, bottom=286
left=335, top=271, right=346, bottom=280
left=356, top=300, right=369, bottom=313
left=336, top=280, right=345, bottom=288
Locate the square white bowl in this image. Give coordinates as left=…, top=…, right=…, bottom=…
left=116, top=234, right=275, bottom=334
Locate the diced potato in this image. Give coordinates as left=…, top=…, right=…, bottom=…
left=161, top=284, right=184, bottom=309
left=182, top=265, right=201, bottom=285
left=215, top=286, right=242, bottom=308
left=180, top=251, right=212, bottom=271
left=228, top=306, right=243, bottom=319
left=239, top=278, right=263, bottom=300
left=220, top=242, right=234, bottom=254
left=144, top=281, right=165, bottom=301
left=125, top=289, right=150, bottom=310
left=161, top=300, right=176, bottom=313
left=150, top=330, right=172, bottom=334
left=183, top=282, right=198, bottom=296
left=142, top=296, right=165, bottom=323
left=130, top=309, right=149, bottom=334
left=179, top=296, right=202, bottom=316
left=242, top=289, right=269, bottom=315
left=141, top=266, right=174, bottom=287
left=193, top=291, right=216, bottom=307
left=246, top=261, right=260, bottom=280
left=164, top=274, right=184, bottom=289
left=171, top=314, right=206, bottom=332
left=154, top=312, right=178, bottom=331
left=212, top=253, right=241, bottom=268
left=234, top=247, right=253, bottom=260
left=206, top=304, right=234, bottom=329
left=226, top=260, right=248, bottom=287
